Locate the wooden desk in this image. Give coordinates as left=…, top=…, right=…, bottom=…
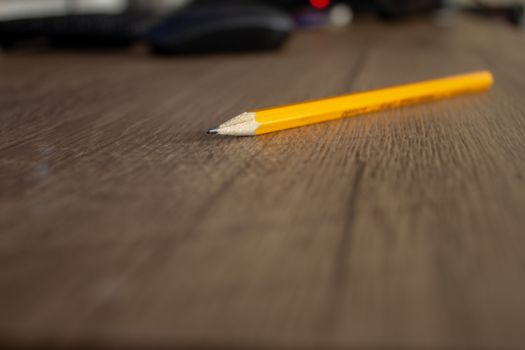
left=1, top=16, right=525, bottom=350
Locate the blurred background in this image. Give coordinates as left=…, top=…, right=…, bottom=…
left=0, top=0, right=523, bottom=53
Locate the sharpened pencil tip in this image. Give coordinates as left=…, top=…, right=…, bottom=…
left=207, top=128, right=219, bottom=135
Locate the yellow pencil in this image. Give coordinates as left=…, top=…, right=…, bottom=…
left=207, top=70, right=493, bottom=136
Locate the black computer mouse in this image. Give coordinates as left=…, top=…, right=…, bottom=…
left=146, top=1, right=294, bottom=54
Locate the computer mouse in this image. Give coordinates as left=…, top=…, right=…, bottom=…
left=145, top=1, right=294, bottom=54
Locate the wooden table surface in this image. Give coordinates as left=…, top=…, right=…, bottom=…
left=1, top=15, right=525, bottom=350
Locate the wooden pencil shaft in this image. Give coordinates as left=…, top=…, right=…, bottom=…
left=252, top=71, right=493, bottom=135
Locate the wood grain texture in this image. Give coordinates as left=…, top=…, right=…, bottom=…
left=1, top=16, right=525, bottom=350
